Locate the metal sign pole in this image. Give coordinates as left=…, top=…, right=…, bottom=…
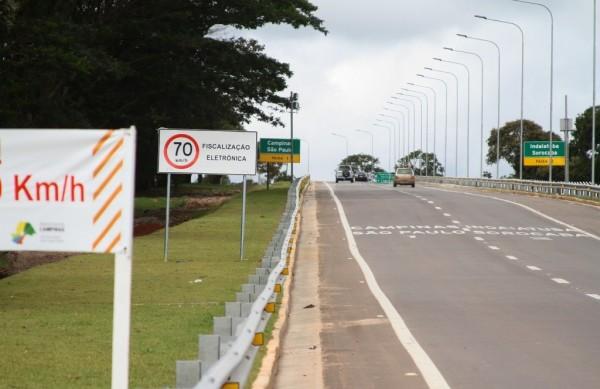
left=164, top=173, right=171, bottom=262
left=111, top=126, right=136, bottom=389
left=240, top=175, right=247, bottom=260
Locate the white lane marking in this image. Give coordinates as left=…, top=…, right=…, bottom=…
left=474, top=237, right=485, bottom=241
left=587, top=294, right=600, bottom=300
left=506, top=255, right=519, bottom=260
left=428, top=201, right=435, bottom=204
left=552, top=278, right=570, bottom=284
left=531, top=237, right=552, bottom=241
left=325, top=183, right=450, bottom=389
left=410, top=236, right=417, bottom=239
left=435, top=206, right=442, bottom=210
left=452, top=220, right=461, bottom=224
left=488, top=246, right=500, bottom=250
left=527, top=266, right=542, bottom=271
left=443, top=213, right=452, bottom=217
left=405, top=373, right=419, bottom=377
left=422, top=186, right=600, bottom=242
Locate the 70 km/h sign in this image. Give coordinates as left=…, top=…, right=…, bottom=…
left=158, top=129, right=257, bottom=175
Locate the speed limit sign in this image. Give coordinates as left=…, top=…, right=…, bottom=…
left=157, top=128, right=257, bottom=175
left=163, top=133, right=200, bottom=169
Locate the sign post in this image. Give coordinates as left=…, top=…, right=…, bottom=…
left=164, top=173, right=171, bottom=262
left=523, top=141, right=566, bottom=167
left=157, top=129, right=257, bottom=261
left=0, top=127, right=137, bottom=388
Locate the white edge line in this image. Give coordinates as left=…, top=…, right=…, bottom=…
left=325, top=182, right=450, bottom=389
left=422, top=186, right=600, bottom=242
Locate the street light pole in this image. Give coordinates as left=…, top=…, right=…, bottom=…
left=409, top=83, right=438, bottom=176
left=458, top=34, right=502, bottom=179
left=356, top=129, right=375, bottom=156
left=402, top=90, right=430, bottom=175
left=380, top=113, right=405, bottom=164
left=445, top=47, right=485, bottom=178
left=390, top=97, right=417, bottom=152
left=434, top=57, right=471, bottom=177
left=397, top=93, right=426, bottom=174
left=476, top=15, right=525, bottom=179
left=425, top=67, right=459, bottom=177
left=513, top=0, right=554, bottom=182
left=418, top=74, right=448, bottom=176
left=377, top=116, right=398, bottom=165
left=594, top=0, right=598, bottom=184
left=373, top=123, right=393, bottom=171
left=331, top=132, right=349, bottom=158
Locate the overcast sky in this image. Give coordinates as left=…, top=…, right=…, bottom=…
left=240, top=0, right=595, bottom=181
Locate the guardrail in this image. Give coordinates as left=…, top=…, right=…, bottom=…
left=417, top=176, right=600, bottom=200
left=175, top=177, right=306, bottom=389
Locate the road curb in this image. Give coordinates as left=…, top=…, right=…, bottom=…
left=251, top=183, right=309, bottom=389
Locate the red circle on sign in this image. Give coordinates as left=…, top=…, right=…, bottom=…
left=163, top=134, right=200, bottom=169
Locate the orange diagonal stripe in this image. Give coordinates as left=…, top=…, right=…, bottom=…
left=94, top=184, right=123, bottom=224
left=94, top=160, right=124, bottom=200
left=105, top=233, right=122, bottom=253
left=94, top=138, right=124, bottom=178
left=93, top=210, right=122, bottom=250
left=93, top=130, right=114, bottom=156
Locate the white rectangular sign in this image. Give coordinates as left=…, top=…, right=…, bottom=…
left=0, top=128, right=135, bottom=253
left=158, top=129, right=257, bottom=175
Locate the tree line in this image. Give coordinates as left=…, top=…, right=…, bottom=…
left=0, top=0, right=326, bottom=189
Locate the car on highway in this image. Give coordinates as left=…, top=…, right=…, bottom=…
left=355, top=170, right=369, bottom=182
left=393, top=167, right=415, bottom=188
left=335, top=165, right=355, bottom=183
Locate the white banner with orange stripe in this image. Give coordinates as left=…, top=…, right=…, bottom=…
left=0, top=128, right=136, bottom=253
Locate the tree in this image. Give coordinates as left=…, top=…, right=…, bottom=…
left=570, top=106, right=600, bottom=184
left=487, top=119, right=564, bottom=180
left=339, top=154, right=382, bottom=173
left=398, top=150, right=444, bottom=176
left=257, top=162, right=283, bottom=184
left=0, top=1, right=326, bottom=189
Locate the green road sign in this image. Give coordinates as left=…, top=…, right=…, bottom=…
left=259, top=138, right=301, bottom=163
left=259, top=138, right=300, bottom=154
left=523, top=141, right=565, bottom=166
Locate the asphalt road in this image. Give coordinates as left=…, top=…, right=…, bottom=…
left=315, top=181, right=600, bottom=389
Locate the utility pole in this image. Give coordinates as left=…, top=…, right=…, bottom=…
left=561, top=95, right=574, bottom=182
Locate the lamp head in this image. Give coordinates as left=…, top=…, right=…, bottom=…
left=407, top=82, right=415, bottom=86
left=424, top=67, right=433, bottom=70
left=443, top=47, right=454, bottom=51
left=474, top=15, right=488, bottom=20
left=416, top=74, right=425, bottom=77
left=457, top=34, right=468, bottom=38
left=433, top=57, right=443, bottom=61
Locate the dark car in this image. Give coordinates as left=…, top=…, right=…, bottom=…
left=355, top=171, right=369, bottom=182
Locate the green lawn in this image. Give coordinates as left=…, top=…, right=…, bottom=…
left=0, top=184, right=290, bottom=388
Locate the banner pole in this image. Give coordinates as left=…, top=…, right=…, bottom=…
left=111, top=126, right=136, bottom=389
left=164, top=173, right=171, bottom=262
left=240, top=175, right=247, bottom=260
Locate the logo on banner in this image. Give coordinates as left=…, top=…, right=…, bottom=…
left=163, top=133, right=200, bottom=169
left=11, top=221, right=36, bottom=244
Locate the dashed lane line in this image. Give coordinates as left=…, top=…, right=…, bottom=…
left=587, top=294, right=600, bottom=300
left=421, top=186, right=600, bottom=242
left=506, top=255, right=519, bottom=260
left=552, top=278, right=571, bottom=284
left=527, top=266, right=542, bottom=271
left=325, top=183, right=450, bottom=389
left=488, top=246, right=500, bottom=250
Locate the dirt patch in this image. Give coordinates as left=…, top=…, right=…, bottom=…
left=0, top=195, right=231, bottom=279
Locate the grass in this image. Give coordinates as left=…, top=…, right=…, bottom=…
left=0, top=183, right=291, bottom=388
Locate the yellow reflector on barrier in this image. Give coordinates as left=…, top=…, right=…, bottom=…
left=274, top=283, right=282, bottom=293
left=264, top=302, right=276, bottom=313
left=281, top=267, right=289, bottom=276
left=222, top=383, right=240, bottom=389
left=252, top=332, right=265, bottom=346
